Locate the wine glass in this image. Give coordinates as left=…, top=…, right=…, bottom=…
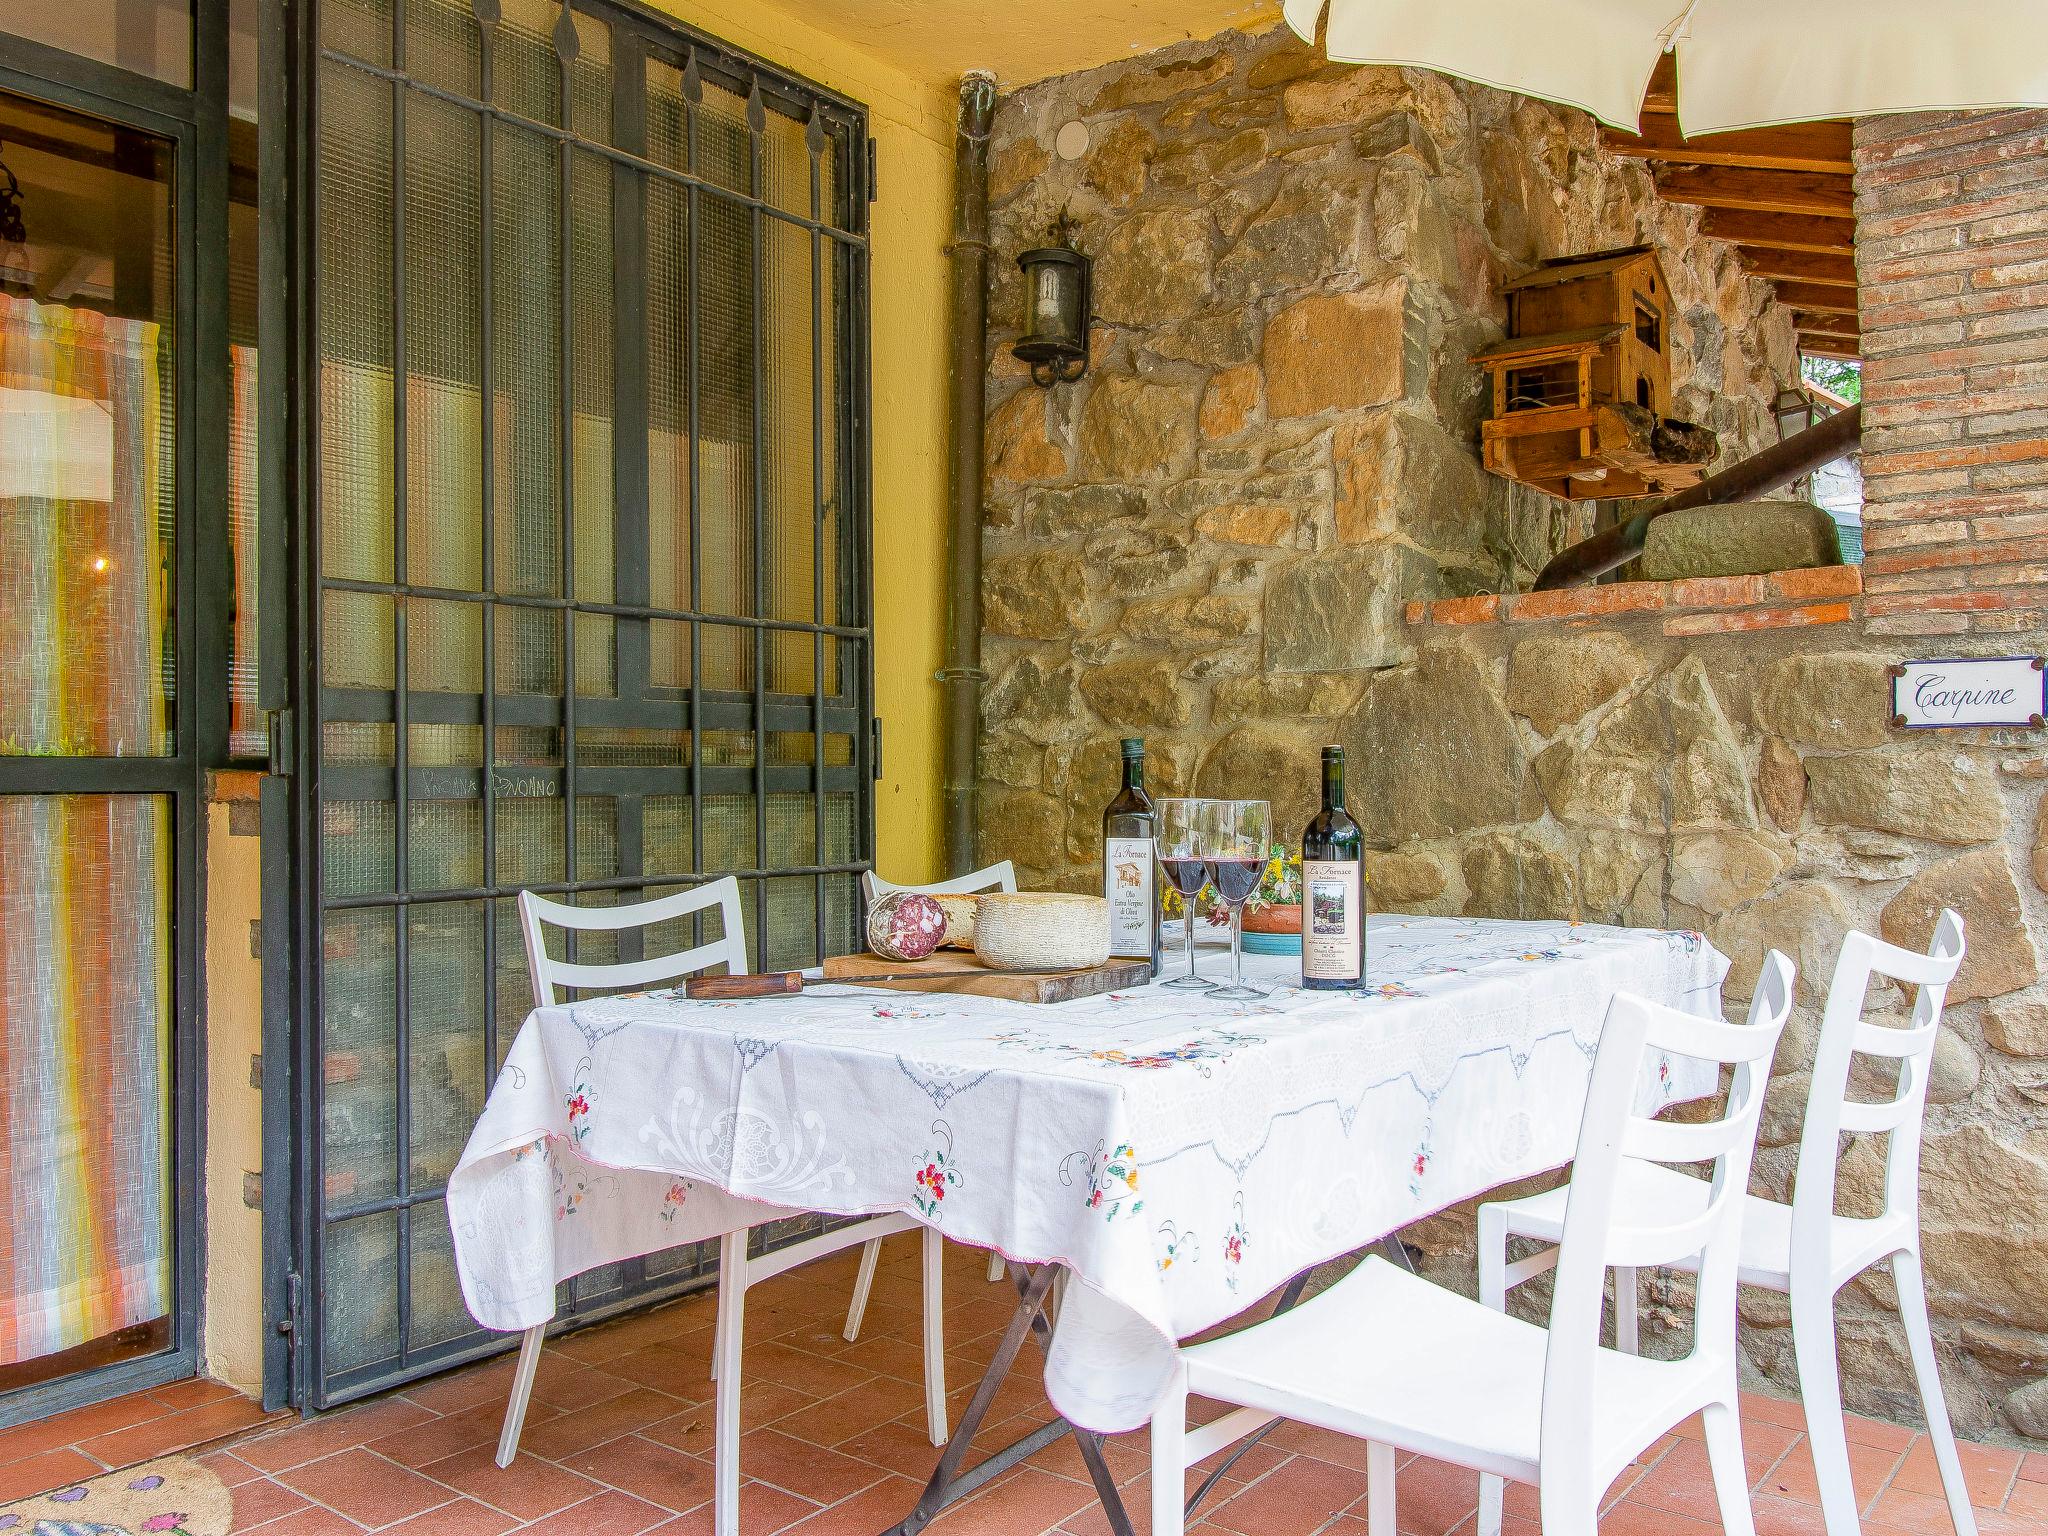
left=1205, top=799, right=1271, bottom=1001
left=1153, top=798, right=1215, bottom=992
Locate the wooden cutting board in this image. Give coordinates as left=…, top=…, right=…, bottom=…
left=818, top=950, right=1151, bottom=1003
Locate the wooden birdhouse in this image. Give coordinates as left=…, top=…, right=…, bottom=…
left=1471, top=246, right=1717, bottom=501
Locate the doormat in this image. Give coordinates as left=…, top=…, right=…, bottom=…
left=0, top=1455, right=230, bottom=1536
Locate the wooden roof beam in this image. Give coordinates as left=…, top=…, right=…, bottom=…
left=1800, top=335, right=1861, bottom=360
left=1737, top=248, right=1858, bottom=285
left=1701, top=208, right=1856, bottom=254
left=1603, top=117, right=1854, bottom=175
left=1654, top=166, right=1855, bottom=217
left=1796, top=310, right=1861, bottom=338
left=1642, top=54, right=1679, bottom=115
left=1773, top=281, right=1861, bottom=315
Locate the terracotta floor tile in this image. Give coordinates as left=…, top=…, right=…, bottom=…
left=0, top=1448, right=108, bottom=1503
left=524, top=1355, right=638, bottom=1414
left=1892, top=1433, right=2022, bottom=1507
left=0, top=1398, right=158, bottom=1466
left=366, top=1401, right=531, bottom=1470
left=941, top=1466, right=1099, bottom=1536
left=1843, top=1414, right=1918, bottom=1453
left=767, top=1374, right=927, bottom=1447
left=201, top=1449, right=268, bottom=1488
left=400, top=1359, right=518, bottom=1418
left=416, top=1445, right=601, bottom=1522
left=557, top=1433, right=716, bottom=1514
left=528, top=1487, right=675, bottom=1535
left=1599, top=1498, right=1727, bottom=1534
left=239, top=1507, right=367, bottom=1536
left=645, top=1478, right=819, bottom=1535
left=1204, top=1454, right=1372, bottom=1536
left=372, top=1494, right=520, bottom=1535
left=2006, top=1476, right=2048, bottom=1521
left=608, top=1344, right=717, bottom=1401
left=833, top=1413, right=944, bottom=1485
left=2020, top=1452, right=2048, bottom=1487
left=237, top=1398, right=437, bottom=1473
left=1382, top=1453, right=1479, bottom=1536
left=773, top=1475, right=929, bottom=1536
left=148, top=1378, right=248, bottom=1413
left=81, top=1393, right=280, bottom=1468
left=1742, top=1391, right=1815, bottom=1432
left=273, top=1448, right=453, bottom=1528
left=229, top=1475, right=312, bottom=1532
left=519, top=1389, right=689, bottom=1462
left=738, top=1344, right=874, bottom=1400
left=738, top=1427, right=892, bottom=1505
left=1750, top=1492, right=1836, bottom=1536
left=640, top=1382, right=817, bottom=1458
left=1755, top=1432, right=1906, bottom=1512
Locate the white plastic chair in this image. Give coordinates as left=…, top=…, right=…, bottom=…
left=1150, top=954, right=1794, bottom=1536
left=492, top=880, right=949, bottom=1536
left=1478, top=912, right=1970, bottom=1536
left=862, top=861, right=1018, bottom=1291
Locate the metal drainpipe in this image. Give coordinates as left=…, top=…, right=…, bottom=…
left=940, top=71, right=997, bottom=877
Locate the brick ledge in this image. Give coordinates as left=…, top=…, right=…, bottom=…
left=1404, top=566, right=1864, bottom=636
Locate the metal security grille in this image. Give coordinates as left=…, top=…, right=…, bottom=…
left=305, top=0, right=872, bottom=1404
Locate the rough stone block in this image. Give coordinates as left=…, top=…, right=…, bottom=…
left=1806, top=749, right=2004, bottom=844
left=1754, top=652, right=1895, bottom=750
left=1505, top=630, right=1646, bottom=738
left=1262, top=283, right=1408, bottom=419
left=1880, top=847, right=2039, bottom=1002
left=1984, top=998, right=2048, bottom=1056
left=1263, top=547, right=1419, bottom=673
left=983, top=551, right=1090, bottom=640
left=1640, top=501, right=1843, bottom=580
left=1078, top=656, right=1190, bottom=730
left=1077, top=376, right=1200, bottom=482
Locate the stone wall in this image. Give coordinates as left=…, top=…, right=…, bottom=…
left=976, top=21, right=1800, bottom=889
left=1383, top=580, right=2048, bottom=1446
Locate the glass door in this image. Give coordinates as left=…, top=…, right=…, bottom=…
left=0, top=81, right=203, bottom=1414
left=294, top=0, right=874, bottom=1406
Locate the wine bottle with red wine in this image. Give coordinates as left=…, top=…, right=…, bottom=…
left=1101, top=738, right=1160, bottom=975
left=1301, top=745, right=1364, bottom=990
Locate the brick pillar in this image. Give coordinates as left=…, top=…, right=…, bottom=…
left=1854, top=110, right=2048, bottom=637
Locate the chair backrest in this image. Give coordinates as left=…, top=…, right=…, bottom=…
left=1542, top=953, right=1794, bottom=1454
left=517, top=878, right=750, bottom=1009
left=861, top=860, right=1017, bottom=903
left=1790, top=910, right=1965, bottom=1258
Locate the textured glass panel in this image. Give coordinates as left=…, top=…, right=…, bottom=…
left=576, top=796, right=618, bottom=882
left=404, top=94, right=485, bottom=592
left=407, top=598, right=484, bottom=696
left=825, top=790, right=856, bottom=864
left=644, top=795, right=694, bottom=877
left=763, top=103, right=810, bottom=221
left=409, top=800, right=483, bottom=891
left=700, top=731, right=753, bottom=768
left=645, top=58, right=688, bottom=173
left=571, top=149, right=615, bottom=606
left=763, top=875, right=816, bottom=972
left=642, top=1241, right=710, bottom=1281
left=408, top=1197, right=478, bottom=1350
left=0, top=795, right=175, bottom=1361
left=496, top=606, right=562, bottom=695
left=574, top=612, right=615, bottom=697
left=568, top=12, right=613, bottom=146
left=493, top=0, right=564, bottom=126
left=323, top=590, right=395, bottom=691
left=495, top=726, right=560, bottom=767
left=406, top=0, right=482, bottom=98
left=575, top=729, right=685, bottom=767
left=325, top=722, right=395, bottom=767
left=646, top=175, right=692, bottom=620
left=318, top=61, right=396, bottom=585
left=409, top=902, right=485, bottom=1187
left=700, top=795, right=754, bottom=875
left=494, top=797, right=563, bottom=888
left=823, top=870, right=858, bottom=958
left=321, top=1212, right=398, bottom=1373
left=698, top=238, right=753, bottom=617
left=649, top=619, right=691, bottom=692
left=322, top=800, right=395, bottom=899
left=765, top=214, right=817, bottom=696
left=700, top=624, right=751, bottom=693
left=322, top=907, right=398, bottom=1204
left=320, top=0, right=391, bottom=65
left=410, top=724, right=483, bottom=767
left=492, top=123, right=562, bottom=597
left=696, top=79, right=750, bottom=196
left=640, top=881, right=730, bottom=970
left=764, top=792, right=815, bottom=867
left=494, top=896, right=534, bottom=1062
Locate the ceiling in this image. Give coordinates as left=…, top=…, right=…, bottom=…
left=790, top=0, right=1283, bottom=91
left=1605, top=58, right=1860, bottom=359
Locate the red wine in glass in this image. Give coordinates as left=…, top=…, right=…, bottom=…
left=1207, top=856, right=1264, bottom=906
left=1160, top=857, right=1211, bottom=899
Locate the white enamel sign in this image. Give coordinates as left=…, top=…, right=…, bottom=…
left=1890, top=656, right=2046, bottom=730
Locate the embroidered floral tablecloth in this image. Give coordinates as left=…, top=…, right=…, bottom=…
left=448, top=915, right=1728, bottom=1432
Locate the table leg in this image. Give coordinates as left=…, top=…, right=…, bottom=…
left=880, top=1265, right=1136, bottom=1536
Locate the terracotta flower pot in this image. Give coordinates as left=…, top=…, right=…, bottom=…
left=1242, top=903, right=1302, bottom=935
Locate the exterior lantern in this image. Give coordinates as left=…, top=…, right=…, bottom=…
left=1773, top=386, right=1814, bottom=442
left=1012, top=218, right=1091, bottom=387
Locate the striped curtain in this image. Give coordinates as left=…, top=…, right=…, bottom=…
left=0, top=293, right=174, bottom=1365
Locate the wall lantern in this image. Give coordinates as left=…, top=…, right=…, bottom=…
left=1773, top=386, right=1814, bottom=442
left=1012, top=216, right=1091, bottom=387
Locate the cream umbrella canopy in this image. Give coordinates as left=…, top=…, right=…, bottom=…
left=1283, top=0, right=2048, bottom=134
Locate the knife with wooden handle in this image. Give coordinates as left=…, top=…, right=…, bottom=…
left=683, top=971, right=805, bottom=999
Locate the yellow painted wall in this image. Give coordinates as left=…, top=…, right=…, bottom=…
left=202, top=797, right=265, bottom=1396
left=648, top=0, right=956, bottom=884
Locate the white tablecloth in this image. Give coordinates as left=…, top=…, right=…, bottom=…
left=448, top=915, right=1728, bottom=1432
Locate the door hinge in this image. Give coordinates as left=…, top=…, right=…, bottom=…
left=866, top=136, right=878, bottom=202
left=280, top=1271, right=302, bottom=1339
left=266, top=706, right=295, bottom=778
left=870, top=717, right=883, bottom=781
